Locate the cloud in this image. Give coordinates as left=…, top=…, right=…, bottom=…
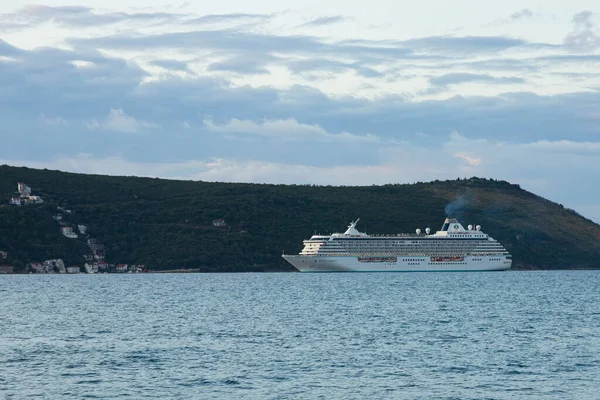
left=525, top=140, right=600, bottom=155
left=564, top=11, right=600, bottom=51
left=300, top=16, right=348, bottom=27
left=0, top=39, right=22, bottom=56
left=285, top=58, right=383, bottom=78
left=1, top=5, right=182, bottom=29
left=401, top=36, right=526, bottom=53
left=207, top=54, right=278, bottom=74
left=149, top=59, right=192, bottom=72
left=490, top=9, right=537, bottom=26
left=3, top=41, right=600, bottom=162
left=510, top=9, right=535, bottom=22
left=429, top=73, right=525, bottom=89
left=453, top=152, right=482, bottom=166
left=38, top=113, right=67, bottom=125
left=184, top=13, right=270, bottom=25
left=69, top=29, right=416, bottom=63
left=203, top=118, right=380, bottom=143
left=86, top=108, right=159, bottom=133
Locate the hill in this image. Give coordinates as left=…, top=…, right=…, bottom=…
left=1, top=165, right=600, bottom=271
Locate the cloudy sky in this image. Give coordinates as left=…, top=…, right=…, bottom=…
left=1, top=1, right=600, bottom=221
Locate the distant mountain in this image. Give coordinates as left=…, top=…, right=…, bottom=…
left=1, top=165, right=599, bottom=271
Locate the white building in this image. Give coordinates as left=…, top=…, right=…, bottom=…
left=78, top=225, right=87, bottom=235
left=29, top=262, right=45, bottom=273
left=18, top=182, right=31, bottom=196
left=61, top=226, right=78, bottom=239
left=27, top=196, right=44, bottom=204
left=66, top=266, right=80, bottom=274
left=9, top=197, right=21, bottom=206
left=212, top=219, right=227, bottom=227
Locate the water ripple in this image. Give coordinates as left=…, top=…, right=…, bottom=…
left=1, top=271, right=600, bottom=399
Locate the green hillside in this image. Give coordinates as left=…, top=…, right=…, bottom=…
left=1, top=165, right=600, bottom=271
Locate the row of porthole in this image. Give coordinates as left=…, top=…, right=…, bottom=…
left=428, top=263, right=468, bottom=265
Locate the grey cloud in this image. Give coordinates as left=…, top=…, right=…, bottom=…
left=0, top=45, right=147, bottom=119
left=59, top=11, right=180, bottom=27
left=457, top=58, right=539, bottom=72
left=564, top=11, right=600, bottom=51
left=2, top=42, right=600, bottom=168
left=69, top=30, right=529, bottom=75
left=535, top=54, right=600, bottom=62
left=286, top=58, right=383, bottom=78
left=573, top=10, right=595, bottom=30
left=489, top=9, right=538, bottom=27
left=71, top=29, right=326, bottom=53
left=1, top=6, right=272, bottom=32
left=402, top=36, right=526, bottom=52
left=454, top=53, right=600, bottom=75
left=1, top=5, right=183, bottom=29
left=0, top=39, right=22, bottom=56
left=69, top=29, right=419, bottom=71
left=184, top=13, right=270, bottom=25
left=149, top=59, right=191, bottom=72
left=430, top=73, right=525, bottom=87
left=18, top=5, right=91, bottom=17
left=207, top=54, right=279, bottom=74
left=510, top=9, right=534, bottom=21
left=300, top=16, right=347, bottom=27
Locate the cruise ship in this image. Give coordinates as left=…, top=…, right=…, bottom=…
left=282, top=218, right=512, bottom=272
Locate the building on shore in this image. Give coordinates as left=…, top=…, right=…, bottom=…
left=66, top=266, right=80, bottom=274
left=29, top=262, right=45, bottom=273
left=115, top=264, right=128, bottom=273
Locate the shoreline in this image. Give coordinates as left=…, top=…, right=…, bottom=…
left=5, top=267, right=600, bottom=275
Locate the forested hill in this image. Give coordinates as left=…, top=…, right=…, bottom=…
left=1, top=165, right=600, bottom=271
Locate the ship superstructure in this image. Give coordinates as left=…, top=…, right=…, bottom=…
left=283, top=218, right=512, bottom=272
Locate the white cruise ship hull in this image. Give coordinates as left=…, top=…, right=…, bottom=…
left=283, top=255, right=511, bottom=272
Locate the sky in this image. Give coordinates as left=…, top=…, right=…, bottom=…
left=1, top=1, right=600, bottom=221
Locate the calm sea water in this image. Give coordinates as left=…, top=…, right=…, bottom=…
left=1, top=271, right=599, bottom=399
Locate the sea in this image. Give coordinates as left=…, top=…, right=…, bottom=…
left=1, top=271, right=599, bottom=399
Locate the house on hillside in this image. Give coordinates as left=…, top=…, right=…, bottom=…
left=17, top=182, right=31, bottom=196
left=61, top=226, right=78, bottom=239
left=78, top=225, right=87, bottom=235
left=24, top=196, right=44, bottom=204
left=212, top=219, right=227, bottom=227
left=9, top=197, right=21, bottom=206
